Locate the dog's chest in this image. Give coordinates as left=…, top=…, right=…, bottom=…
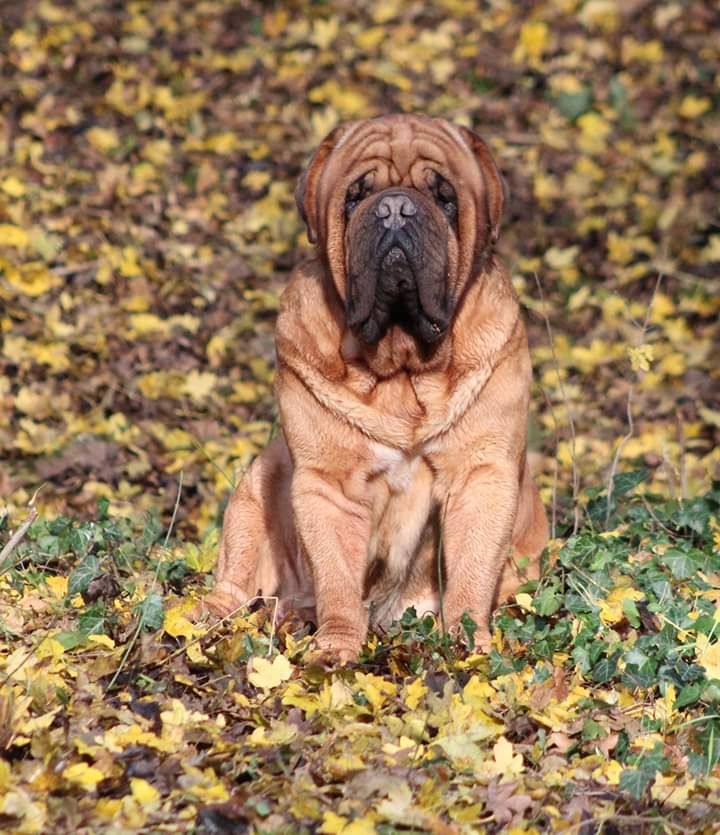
left=368, top=442, right=421, bottom=493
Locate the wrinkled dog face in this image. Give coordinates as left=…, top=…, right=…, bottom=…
left=344, top=172, right=457, bottom=344
left=296, top=115, right=506, bottom=347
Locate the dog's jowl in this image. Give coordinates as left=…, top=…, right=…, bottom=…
left=201, top=114, right=549, bottom=663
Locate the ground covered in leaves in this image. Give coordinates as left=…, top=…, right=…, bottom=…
left=1, top=0, right=719, bottom=832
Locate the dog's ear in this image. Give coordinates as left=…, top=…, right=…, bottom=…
left=457, top=126, right=507, bottom=245
left=295, top=124, right=352, bottom=244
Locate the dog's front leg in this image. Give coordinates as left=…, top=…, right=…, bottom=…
left=440, top=461, right=520, bottom=652
left=291, top=467, right=371, bottom=663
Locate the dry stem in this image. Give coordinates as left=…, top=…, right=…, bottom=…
left=604, top=275, right=663, bottom=527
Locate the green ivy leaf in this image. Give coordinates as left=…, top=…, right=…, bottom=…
left=135, top=591, right=164, bottom=631
left=662, top=548, right=696, bottom=580
left=592, top=653, right=619, bottom=684
left=619, top=767, right=654, bottom=799
left=68, top=554, right=101, bottom=596
left=675, top=682, right=704, bottom=709
left=555, top=87, right=593, bottom=120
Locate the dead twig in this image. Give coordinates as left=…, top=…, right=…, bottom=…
left=675, top=411, right=687, bottom=503
left=0, top=485, right=46, bottom=573
left=533, top=273, right=581, bottom=534
left=52, top=260, right=99, bottom=278
left=158, top=594, right=281, bottom=666
left=106, top=472, right=183, bottom=692
left=605, top=275, right=663, bottom=528
left=0, top=509, right=38, bottom=572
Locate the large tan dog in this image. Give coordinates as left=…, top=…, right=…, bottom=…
left=202, top=114, right=548, bottom=661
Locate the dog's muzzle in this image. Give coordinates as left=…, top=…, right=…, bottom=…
left=346, top=189, right=451, bottom=345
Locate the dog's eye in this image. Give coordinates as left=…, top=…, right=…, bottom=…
left=345, top=173, right=373, bottom=217
left=429, top=172, right=458, bottom=220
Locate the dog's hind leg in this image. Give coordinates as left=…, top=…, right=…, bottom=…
left=201, top=435, right=306, bottom=618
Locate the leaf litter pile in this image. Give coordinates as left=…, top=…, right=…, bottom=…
left=1, top=1, right=719, bottom=832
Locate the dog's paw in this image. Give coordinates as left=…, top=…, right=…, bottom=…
left=447, top=620, right=493, bottom=654
left=472, top=627, right=493, bottom=654
left=307, top=632, right=363, bottom=667
left=191, top=582, right=251, bottom=621
left=306, top=644, right=360, bottom=668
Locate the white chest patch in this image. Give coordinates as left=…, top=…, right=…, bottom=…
left=368, top=442, right=418, bottom=493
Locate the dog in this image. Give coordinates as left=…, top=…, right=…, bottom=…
left=200, top=114, right=548, bottom=662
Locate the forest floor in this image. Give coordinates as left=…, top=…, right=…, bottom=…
left=1, top=1, right=719, bottom=832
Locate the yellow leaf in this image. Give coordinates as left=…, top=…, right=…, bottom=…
left=607, top=232, right=633, bottom=265
left=622, top=37, right=664, bottom=63
left=651, top=772, right=695, bottom=806
left=36, top=637, right=65, bottom=660
left=86, top=126, right=120, bottom=153
left=678, top=95, right=710, bottom=119
left=700, top=235, right=720, bottom=263
left=320, top=812, right=350, bottom=834
left=598, top=584, right=644, bottom=625
left=404, top=677, right=427, bottom=710
left=5, top=262, right=62, bottom=297
left=248, top=720, right=298, bottom=747
left=343, top=820, right=377, bottom=835
left=282, top=681, right=322, bottom=715
left=205, top=132, right=240, bottom=155
left=544, top=245, right=579, bottom=270
left=696, top=634, right=720, bottom=680
left=181, top=370, right=217, bottom=402
left=515, top=592, right=534, bottom=612
left=628, top=344, right=654, bottom=373
left=492, top=735, right=524, bottom=778
left=1, top=176, right=26, bottom=197
left=310, top=17, right=339, bottom=49
left=164, top=603, right=204, bottom=640
left=248, top=654, right=293, bottom=690
left=130, top=778, right=160, bottom=804
left=96, top=799, right=122, bottom=820
left=592, top=759, right=622, bottom=785
left=0, top=224, right=29, bottom=249
left=355, top=672, right=397, bottom=710
left=19, top=709, right=61, bottom=735
left=263, top=9, right=288, bottom=37
left=308, top=80, right=369, bottom=118
left=87, top=634, right=115, bottom=649
left=103, top=723, right=173, bottom=753
left=570, top=339, right=617, bottom=373
left=242, top=170, right=272, bottom=191
left=44, top=576, right=67, bottom=598
left=655, top=684, right=676, bottom=722
left=63, top=762, right=104, bottom=789
left=513, top=21, right=549, bottom=65
left=119, top=246, right=142, bottom=277
left=183, top=528, right=219, bottom=572
left=355, top=27, right=386, bottom=51
left=579, top=0, right=619, bottom=32
left=658, top=352, right=685, bottom=376
left=136, top=371, right=183, bottom=399
left=127, top=313, right=169, bottom=338
left=371, top=0, right=402, bottom=24
left=462, top=676, right=495, bottom=706
left=142, top=139, right=172, bottom=166
left=577, top=112, right=611, bottom=154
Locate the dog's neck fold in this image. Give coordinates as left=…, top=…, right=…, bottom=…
left=276, top=256, right=522, bottom=450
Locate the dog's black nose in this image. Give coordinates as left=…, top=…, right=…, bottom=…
left=375, top=192, right=417, bottom=230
